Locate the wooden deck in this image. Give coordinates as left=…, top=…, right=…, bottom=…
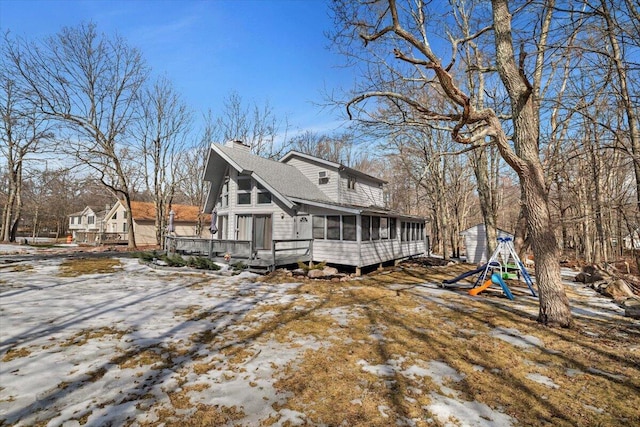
left=166, top=237, right=312, bottom=273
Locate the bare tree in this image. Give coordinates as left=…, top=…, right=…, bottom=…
left=0, top=35, right=55, bottom=242
left=332, top=0, right=573, bottom=326
left=136, top=76, right=192, bottom=246
left=6, top=23, right=148, bottom=248
left=174, top=111, right=215, bottom=234
left=216, top=91, right=290, bottom=159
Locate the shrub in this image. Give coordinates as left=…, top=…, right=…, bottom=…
left=186, top=256, right=221, bottom=271
left=165, top=254, right=187, bottom=267
left=297, top=261, right=326, bottom=272
left=231, top=261, right=247, bottom=271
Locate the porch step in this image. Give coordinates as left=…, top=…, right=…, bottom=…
left=248, top=264, right=273, bottom=274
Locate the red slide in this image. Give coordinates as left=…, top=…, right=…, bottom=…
left=469, top=279, right=492, bottom=296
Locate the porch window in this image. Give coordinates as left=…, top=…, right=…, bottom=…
left=312, top=216, right=325, bottom=239
left=361, top=216, right=371, bottom=241
left=327, top=216, right=340, bottom=240
left=343, top=216, right=356, bottom=241
left=256, top=182, right=271, bottom=204
left=123, top=223, right=128, bottom=233
left=380, top=217, right=389, bottom=239
left=237, top=175, right=252, bottom=205
left=390, top=218, right=397, bottom=239
left=371, top=216, right=380, bottom=240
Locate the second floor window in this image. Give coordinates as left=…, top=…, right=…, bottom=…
left=256, top=182, right=271, bottom=204
left=237, top=175, right=252, bottom=205
left=88, top=216, right=95, bottom=225
left=347, top=175, right=356, bottom=190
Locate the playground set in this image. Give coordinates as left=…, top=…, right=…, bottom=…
left=443, top=237, right=537, bottom=300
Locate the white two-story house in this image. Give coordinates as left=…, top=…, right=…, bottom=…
left=202, top=140, right=428, bottom=272
left=67, top=205, right=109, bottom=242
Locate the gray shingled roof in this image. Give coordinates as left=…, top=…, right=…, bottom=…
left=216, top=145, right=332, bottom=203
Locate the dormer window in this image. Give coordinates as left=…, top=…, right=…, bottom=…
left=347, top=175, right=356, bottom=190
left=318, top=171, right=329, bottom=185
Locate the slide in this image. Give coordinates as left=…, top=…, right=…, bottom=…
left=469, top=279, right=492, bottom=296
left=443, top=264, right=488, bottom=285
left=491, top=273, right=514, bottom=300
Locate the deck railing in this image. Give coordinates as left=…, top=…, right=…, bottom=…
left=166, top=236, right=254, bottom=259
left=165, top=236, right=313, bottom=270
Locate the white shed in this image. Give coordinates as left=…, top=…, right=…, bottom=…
left=461, top=224, right=513, bottom=264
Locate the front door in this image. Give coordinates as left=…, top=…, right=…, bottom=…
left=294, top=215, right=311, bottom=239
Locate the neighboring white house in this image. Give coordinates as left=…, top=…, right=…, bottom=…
left=67, top=205, right=110, bottom=242
left=460, top=223, right=514, bottom=264
left=202, top=140, right=428, bottom=271
left=103, top=200, right=209, bottom=246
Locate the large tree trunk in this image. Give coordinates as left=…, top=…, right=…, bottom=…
left=491, top=0, right=572, bottom=327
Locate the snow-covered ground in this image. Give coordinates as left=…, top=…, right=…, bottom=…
left=1, top=245, right=637, bottom=426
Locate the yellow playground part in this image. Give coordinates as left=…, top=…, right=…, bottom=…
left=469, top=279, right=492, bottom=296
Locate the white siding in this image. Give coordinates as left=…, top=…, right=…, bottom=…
left=213, top=169, right=294, bottom=243
left=104, top=203, right=128, bottom=234
left=282, top=157, right=339, bottom=201
left=313, top=241, right=360, bottom=265
left=339, top=174, right=384, bottom=207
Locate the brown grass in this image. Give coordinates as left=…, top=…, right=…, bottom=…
left=0, top=263, right=34, bottom=273
left=2, top=346, right=32, bottom=362
left=60, top=326, right=129, bottom=347
left=245, top=265, right=640, bottom=426
left=58, top=257, right=122, bottom=276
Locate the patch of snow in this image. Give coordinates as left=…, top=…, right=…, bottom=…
left=378, top=404, right=390, bottom=418
left=490, top=327, right=543, bottom=349
left=358, top=359, right=397, bottom=377
left=566, top=368, right=583, bottom=377
left=587, top=367, right=626, bottom=381
left=274, top=408, right=307, bottom=426
left=425, top=392, right=515, bottom=427
left=526, top=373, right=560, bottom=389
left=583, top=404, right=605, bottom=414
left=0, top=257, right=313, bottom=426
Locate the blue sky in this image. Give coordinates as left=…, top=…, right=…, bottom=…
left=0, top=0, right=353, bottom=137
